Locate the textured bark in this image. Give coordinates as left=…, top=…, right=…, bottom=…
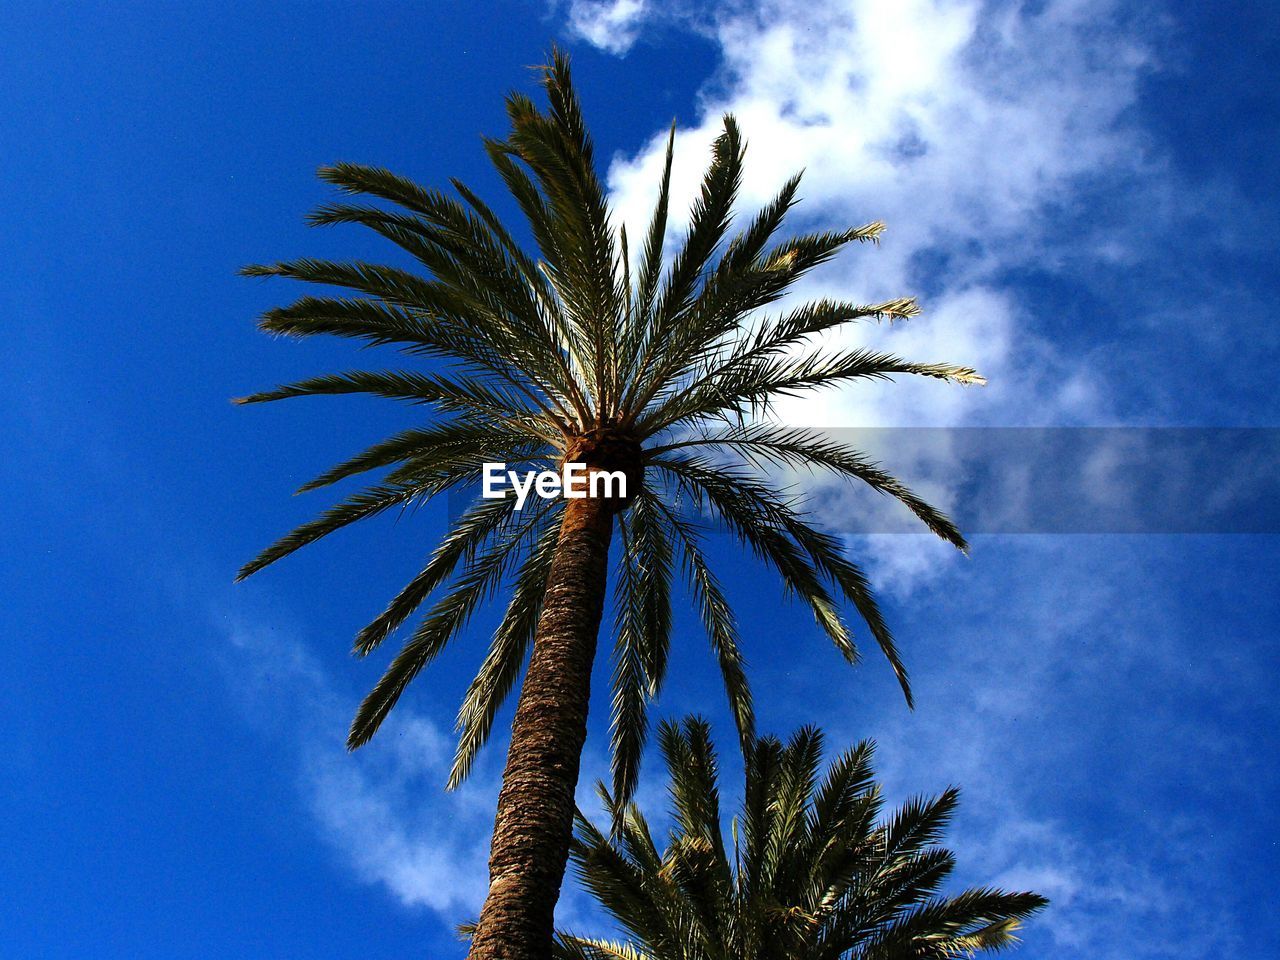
left=467, top=493, right=614, bottom=960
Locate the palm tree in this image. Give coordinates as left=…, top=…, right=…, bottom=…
left=236, top=51, right=983, bottom=960
left=558, top=717, right=1046, bottom=960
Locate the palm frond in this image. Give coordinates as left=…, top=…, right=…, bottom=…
left=649, top=424, right=966, bottom=551
left=628, top=224, right=888, bottom=422
left=650, top=454, right=921, bottom=704
left=633, top=123, right=676, bottom=325
left=619, top=116, right=745, bottom=415
left=249, top=294, right=467, bottom=355
left=650, top=456, right=858, bottom=663
left=237, top=480, right=440, bottom=581
left=642, top=347, right=983, bottom=435
left=306, top=175, right=592, bottom=415
left=609, top=494, right=674, bottom=808
left=233, top=368, right=543, bottom=428
left=566, top=720, right=1046, bottom=960
left=294, top=422, right=544, bottom=494
left=354, top=494, right=520, bottom=657
left=853, top=889, right=1048, bottom=960
left=347, top=501, right=552, bottom=748
left=647, top=494, right=754, bottom=753
left=449, top=512, right=562, bottom=787
left=554, top=935, right=657, bottom=960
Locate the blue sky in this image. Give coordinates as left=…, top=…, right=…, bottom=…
left=2, top=1, right=1277, bottom=957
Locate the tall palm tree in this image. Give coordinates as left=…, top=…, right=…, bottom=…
left=236, top=51, right=983, bottom=960
left=558, top=717, right=1046, bottom=960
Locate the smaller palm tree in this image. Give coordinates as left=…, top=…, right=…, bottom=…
left=557, top=717, right=1046, bottom=960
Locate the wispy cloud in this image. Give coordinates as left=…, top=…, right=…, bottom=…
left=211, top=607, right=629, bottom=933
left=817, top=535, right=1260, bottom=959
left=601, top=0, right=1160, bottom=426
left=593, top=0, right=1174, bottom=589
left=215, top=613, right=496, bottom=922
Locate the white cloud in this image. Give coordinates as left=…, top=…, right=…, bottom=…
left=304, top=715, right=493, bottom=915
left=565, top=0, right=650, bottom=55
left=213, top=609, right=624, bottom=932
left=217, top=613, right=496, bottom=920
left=820, top=536, right=1255, bottom=959
left=606, top=0, right=1156, bottom=422
left=208, top=609, right=670, bottom=931
left=600, top=0, right=1161, bottom=588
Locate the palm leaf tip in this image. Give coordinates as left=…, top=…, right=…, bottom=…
left=879, top=295, right=921, bottom=320
left=849, top=219, right=886, bottom=244
left=234, top=552, right=271, bottom=582
left=231, top=386, right=293, bottom=405
left=951, top=366, right=987, bottom=385
left=346, top=718, right=375, bottom=751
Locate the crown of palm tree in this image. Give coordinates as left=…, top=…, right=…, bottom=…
left=559, top=718, right=1046, bottom=960
left=236, top=51, right=982, bottom=806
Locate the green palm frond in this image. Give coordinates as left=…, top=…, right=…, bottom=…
left=649, top=495, right=754, bottom=753
left=348, top=497, right=555, bottom=749
left=250, top=294, right=460, bottom=353
left=554, top=935, right=657, bottom=960
left=293, top=422, right=546, bottom=495
left=632, top=124, right=676, bottom=326
left=236, top=479, right=443, bottom=581
left=354, top=494, right=521, bottom=657
left=627, top=224, right=888, bottom=423
left=620, top=119, right=738, bottom=405
left=650, top=456, right=860, bottom=666
left=449, top=514, right=563, bottom=787
left=649, top=454, right=920, bottom=704
left=641, top=347, right=983, bottom=435
left=564, top=719, right=1046, bottom=960
left=609, top=494, right=674, bottom=806
left=647, top=424, right=965, bottom=551
left=233, top=368, right=545, bottom=429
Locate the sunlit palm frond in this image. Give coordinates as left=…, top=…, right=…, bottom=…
left=565, top=719, right=1046, bottom=960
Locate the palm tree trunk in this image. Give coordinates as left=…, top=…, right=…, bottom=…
left=467, top=494, right=614, bottom=960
